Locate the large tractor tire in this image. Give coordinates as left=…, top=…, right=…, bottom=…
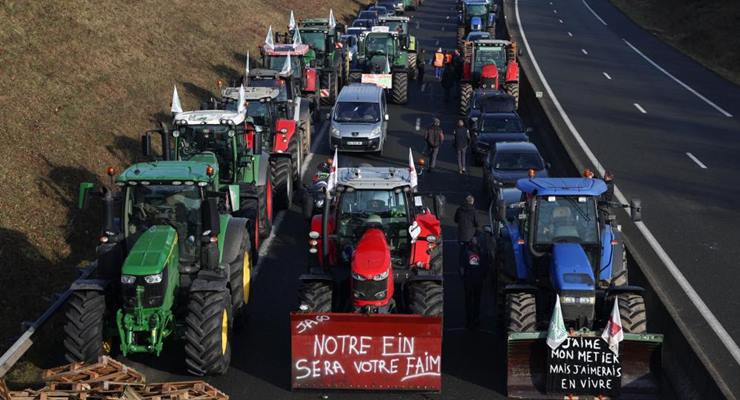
left=505, top=292, right=537, bottom=333
left=429, top=240, right=443, bottom=275
left=408, top=53, right=418, bottom=81
left=228, top=232, right=252, bottom=314
left=505, top=82, right=520, bottom=109
left=459, top=82, right=473, bottom=115
left=298, top=281, right=333, bottom=312
left=185, top=290, right=233, bottom=376
left=320, top=71, right=339, bottom=105
left=271, top=157, right=294, bottom=210
left=407, top=280, right=444, bottom=316
left=614, top=293, right=647, bottom=334
left=63, top=291, right=106, bottom=363
left=301, top=115, right=312, bottom=157
left=349, top=71, right=362, bottom=83
left=457, top=26, right=465, bottom=50
left=240, top=181, right=273, bottom=248
left=391, top=71, right=408, bottom=104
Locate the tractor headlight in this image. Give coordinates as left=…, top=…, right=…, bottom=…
left=426, top=235, right=437, bottom=243
left=309, top=231, right=320, bottom=239
left=120, top=275, right=136, bottom=284
left=352, top=272, right=367, bottom=281
left=373, top=270, right=389, bottom=281
left=144, top=273, right=163, bottom=284
left=374, top=289, right=388, bottom=299
left=315, top=198, right=325, bottom=208
left=561, top=296, right=595, bottom=305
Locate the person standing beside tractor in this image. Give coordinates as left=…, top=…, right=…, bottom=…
left=453, top=119, right=471, bottom=174
left=455, top=194, right=485, bottom=328
left=433, top=48, right=445, bottom=79
left=424, top=118, right=445, bottom=171
left=417, top=49, right=427, bottom=83
left=441, top=64, right=455, bottom=102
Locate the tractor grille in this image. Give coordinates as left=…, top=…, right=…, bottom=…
left=352, top=278, right=389, bottom=301
left=121, top=270, right=167, bottom=309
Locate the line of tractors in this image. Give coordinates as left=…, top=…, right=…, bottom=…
left=59, top=0, right=662, bottom=397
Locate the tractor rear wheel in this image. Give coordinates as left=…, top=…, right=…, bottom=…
left=63, top=291, right=106, bottom=363
left=506, top=292, right=537, bottom=333
left=229, top=232, right=252, bottom=315
left=408, top=53, right=418, bottom=81
left=298, top=281, right=333, bottom=312
left=184, top=291, right=232, bottom=376
left=301, top=115, right=312, bottom=157
left=239, top=181, right=272, bottom=247
left=429, top=240, right=443, bottom=275
left=613, top=293, right=647, bottom=334
left=459, top=83, right=473, bottom=115
left=392, top=71, right=408, bottom=104
left=320, top=72, right=338, bottom=105
left=457, top=26, right=465, bottom=50
left=407, top=280, right=443, bottom=316
left=505, top=82, right=520, bottom=109
left=272, top=155, right=294, bottom=211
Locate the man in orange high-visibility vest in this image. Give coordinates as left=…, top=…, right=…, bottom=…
left=433, top=48, right=445, bottom=79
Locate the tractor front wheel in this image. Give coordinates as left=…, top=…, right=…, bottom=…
left=614, top=293, right=647, bottom=334
left=505, top=82, right=520, bottom=109
left=272, top=157, right=294, bottom=210
left=184, top=291, right=233, bottom=376
left=459, top=83, right=473, bottom=115
left=63, top=291, right=107, bottom=363
left=391, top=71, right=408, bottom=104
left=407, top=280, right=443, bottom=316
left=408, top=53, right=418, bottom=81
left=506, top=292, right=537, bottom=333
left=298, top=281, right=333, bottom=312
left=229, top=232, right=252, bottom=315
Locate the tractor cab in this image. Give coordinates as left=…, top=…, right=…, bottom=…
left=458, top=0, right=496, bottom=38
left=463, top=39, right=510, bottom=82
left=221, top=86, right=283, bottom=132
left=459, top=39, right=519, bottom=114
left=247, top=68, right=295, bottom=104
left=355, top=29, right=402, bottom=74
left=260, top=43, right=310, bottom=81
left=295, top=20, right=337, bottom=67
left=379, top=16, right=416, bottom=52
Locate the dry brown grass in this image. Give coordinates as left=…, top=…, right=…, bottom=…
left=610, top=0, right=740, bottom=86
left=0, top=0, right=369, bottom=352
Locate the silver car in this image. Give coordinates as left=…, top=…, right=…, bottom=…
left=330, top=84, right=389, bottom=154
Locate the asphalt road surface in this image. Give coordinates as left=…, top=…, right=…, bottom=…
left=121, top=1, right=512, bottom=399
left=508, top=0, right=740, bottom=393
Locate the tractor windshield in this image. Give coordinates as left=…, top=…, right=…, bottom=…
left=533, top=196, right=599, bottom=245
left=466, top=4, right=488, bottom=16
left=474, top=47, right=506, bottom=72
left=300, top=31, right=327, bottom=52
left=243, top=102, right=270, bottom=126
left=266, top=56, right=302, bottom=79
left=384, top=21, right=406, bottom=35
left=365, top=35, right=394, bottom=56
left=177, top=125, right=236, bottom=181
left=334, top=102, right=381, bottom=123
left=126, top=184, right=203, bottom=259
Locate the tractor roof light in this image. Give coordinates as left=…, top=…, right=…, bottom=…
left=206, top=165, right=215, bottom=176
left=527, top=168, right=536, bottom=178
left=583, top=168, right=594, bottom=178
left=106, top=166, right=115, bottom=176
left=309, top=231, right=320, bottom=239
left=99, top=235, right=109, bottom=244
left=209, top=235, right=218, bottom=243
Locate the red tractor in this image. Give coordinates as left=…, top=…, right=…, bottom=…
left=260, top=43, right=323, bottom=119
left=459, top=39, right=519, bottom=115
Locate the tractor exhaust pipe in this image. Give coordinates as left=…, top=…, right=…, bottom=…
left=159, top=121, right=171, bottom=161
left=102, top=188, right=117, bottom=235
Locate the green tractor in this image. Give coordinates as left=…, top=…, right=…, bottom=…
left=294, top=13, right=345, bottom=105
left=378, top=16, right=418, bottom=80
left=349, top=27, right=413, bottom=104
left=65, top=153, right=252, bottom=376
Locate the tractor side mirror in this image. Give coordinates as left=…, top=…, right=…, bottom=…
left=78, top=182, right=94, bottom=210
left=434, top=194, right=446, bottom=219
left=202, top=197, right=221, bottom=236
left=496, top=197, right=506, bottom=221
left=227, top=184, right=240, bottom=212
left=630, top=199, right=642, bottom=222
left=141, top=133, right=152, bottom=157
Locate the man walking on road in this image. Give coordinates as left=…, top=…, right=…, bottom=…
left=424, top=118, right=444, bottom=171
left=459, top=236, right=487, bottom=329
left=454, top=119, right=470, bottom=174
left=417, top=49, right=426, bottom=83
left=455, top=194, right=484, bottom=328
left=433, top=48, right=445, bottom=79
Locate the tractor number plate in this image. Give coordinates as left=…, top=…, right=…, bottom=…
left=290, top=312, right=443, bottom=391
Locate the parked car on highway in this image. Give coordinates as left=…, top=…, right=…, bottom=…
left=467, top=90, right=516, bottom=128
left=369, top=5, right=394, bottom=17
left=329, top=83, right=389, bottom=154
left=357, top=10, right=380, bottom=26
left=378, top=0, right=401, bottom=15
left=471, top=110, right=530, bottom=165
left=482, top=141, right=548, bottom=201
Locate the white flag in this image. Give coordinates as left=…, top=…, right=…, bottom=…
left=546, top=295, right=568, bottom=350
left=292, top=27, right=303, bottom=47
left=383, top=55, right=391, bottom=74
left=264, top=25, right=275, bottom=49
left=245, top=51, right=250, bottom=77
left=328, top=9, right=336, bottom=30
left=601, top=298, right=624, bottom=355
left=325, top=149, right=339, bottom=197
left=408, top=148, right=418, bottom=189
left=237, top=84, right=246, bottom=114
left=288, top=10, right=297, bottom=30
left=171, top=85, right=183, bottom=114
left=280, top=53, right=293, bottom=76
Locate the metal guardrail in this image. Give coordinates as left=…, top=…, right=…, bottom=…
left=0, top=262, right=97, bottom=377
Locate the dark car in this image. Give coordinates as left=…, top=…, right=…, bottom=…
left=467, top=90, right=516, bottom=128
left=352, top=19, right=374, bottom=30
left=471, top=111, right=530, bottom=165
left=482, top=141, right=549, bottom=201
left=378, top=0, right=400, bottom=15
left=357, top=10, right=380, bottom=26
left=368, top=5, right=394, bottom=17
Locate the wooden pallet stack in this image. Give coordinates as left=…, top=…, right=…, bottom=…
left=1, top=357, right=228, bottom=400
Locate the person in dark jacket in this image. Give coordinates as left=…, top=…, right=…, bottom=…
left=417, top=49, right=426, bottom=83
left=455, top=194, right=482, bottom=243
left=424, top=118, right=444, bottom=170
left=441, top=65, right=455, bottom=102
left=459, top=235, right=488, bottom=328
left=453, top=119, right=470, bottom=174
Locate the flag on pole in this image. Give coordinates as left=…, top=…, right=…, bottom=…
left=325, top=149, right=339, bottom=197
left=292, top=27, right=303, bottom=47
left=328, top=9, right=336, bottom=29
left=237, top=84, right=246, bottom=114
left=280, top=53, right=293, bottom=76
left=288, top=10, right=297, bottom=30
left=245, top=51, right=250, bottom=77
left=546, top=295, right=568, bottom=350
left=171, top=85, right=183, bottom=114
left=264, top=25, right=275, bottom=49
left=408, top=148, right=418, bottom=189
left=601, top=298, right=624, bottom=355
left=383, top=55, right=391, bottom=74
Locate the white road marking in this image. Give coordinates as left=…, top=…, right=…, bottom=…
left=623, top=39, right=733, bottom=117
left=582, top=0, right=608, bottom=26
left=515, top=0, right=740, bottom=369
left=421, top=82, right=428, bottom=92
left=686, top=152, right=708, bottom=169
left=553, top=9, right=557, bottom=14
left=603, top=72, right=612, bottom=80
left=567, top=31, right=573, bottom=37
left=435, top=39, right=439, bottom=46
left=558, top=19, right=563, bottom=24
left=415, top=117, right=421, bottom=131
left=581, top=48, right=588, bottom=55
left=633, top=103, right=647, bottom=113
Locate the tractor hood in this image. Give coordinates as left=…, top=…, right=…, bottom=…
left=122, top=226, right=178, bottom=276
left=368, top=55, right=390, bottom=73
left=352, top=228, right=391, bottom=277
left=550, top=243, right=595, bottom=292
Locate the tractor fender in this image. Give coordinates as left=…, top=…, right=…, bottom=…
left=221, top=217, right=250, bottom=265
left=505, top=61, right=519, bottom=83
left=70, top=279, right=109, bottom=292
left=296, top=97, right=311, bottom=121
left=503, top=283, right=538, bottom=294
left=299, top=272, right=334, bottom=283
left=303, top=68, right=318, bottom=92
left=255, top=152, right=270, bottom=186
left=190, top=270, right=230, bottom=292
left=310, top=213, right=336, bottom=267
left=606, top=285, right=645, bottom=296
left=273, top=119, right=298, bottom=153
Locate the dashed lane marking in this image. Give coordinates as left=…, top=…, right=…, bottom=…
left=581, top=48, right=588, bottom=55
left=633, top=103, right=647, bottom=113
left=686, top=152, right=708, bottom=169
left=603, top=72, right=612, bottom=80
left=582, top=0, right=608, bottom=26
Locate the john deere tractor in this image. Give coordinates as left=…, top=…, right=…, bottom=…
left=457, top=0, right=497, bottom=49
left=295, top=17, right=345, bottom=104
left=65, top=155, right=252, bottom=376
left=349, top=27, right=413, bottom=104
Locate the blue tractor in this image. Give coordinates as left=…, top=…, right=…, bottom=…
left=457, top=0, right=497, bottom=49
left=494, top=176, right=663, bottom=397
